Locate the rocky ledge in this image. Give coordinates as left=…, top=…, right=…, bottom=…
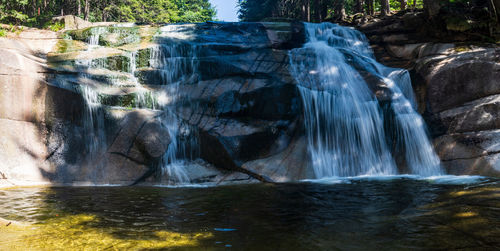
left=357, top=11, right=500, bottom=176
left=0, top=21, right=308, bottom=186
left=0, top=17, right=499, bottom=187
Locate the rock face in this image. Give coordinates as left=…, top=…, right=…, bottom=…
left=0, top=34, right=177, bottom=185
left=418, top=47, right=500, bottom=176
left=358, top=12, right=500, bottom=177
left=0, top=22, right=307, bottom=186
left=52, top=15, right=92, bottom=30
left=1, top=19, right=499, bottom=187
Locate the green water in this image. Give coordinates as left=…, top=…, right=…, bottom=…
left=0, top=176, right=499, bottom=250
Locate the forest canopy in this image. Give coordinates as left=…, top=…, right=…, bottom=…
left=239, top=0, right=500, bottom=24
left=0, top=0, right=216, bottom=26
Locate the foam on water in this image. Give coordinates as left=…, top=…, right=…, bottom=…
left=301, top=175, right=489, bottom=185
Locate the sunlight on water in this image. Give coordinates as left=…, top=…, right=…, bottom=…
left=0, top=214, right=213, bottom=250
left=0, top=180, right=498, bottom=250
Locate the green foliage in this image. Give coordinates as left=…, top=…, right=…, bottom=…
left=0, top=0, right=216, bottom=27
left=238, top=0, right=277, bottom=22
left=45, top=21, right=65, bottom=32
left=0, top=28, right=5, bottom=37
left=239, top=0, right=496, bottom=23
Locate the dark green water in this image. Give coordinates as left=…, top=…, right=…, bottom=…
left=1, top=176, right=499, bottom=250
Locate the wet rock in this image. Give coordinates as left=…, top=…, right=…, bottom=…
left=403, top=45, right=500, bottom=177
left=434, top=130, right=500, bottom=162
left=135, top=120, right=171, bottom=159
left=431, top=95, right=500, bottom=134
left=107, top=109, right=170, bottom=164
left=441, top=154, right=500, bottom=177
left=417, top=48, right=500, bottom=114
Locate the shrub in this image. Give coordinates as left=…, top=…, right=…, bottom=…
left=46, top=21, right=65, bottom=32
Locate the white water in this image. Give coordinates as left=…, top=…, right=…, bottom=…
left=289, top=23, right=442, bottom=178
left=65, top=25, right=201, bottom=184
left=74, top=27, right=109, bottom=162
left=149, top=25, right=201, bottom=184
left=302, top=175, right=488, bottom=185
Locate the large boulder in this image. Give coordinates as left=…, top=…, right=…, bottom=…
left=357, top=12, right=500, bottom=177
left=396, top=44, right=500, bottom=176
left=434, top=130, right=500, bottom=176
left=53, top=15, right=92, bottom=30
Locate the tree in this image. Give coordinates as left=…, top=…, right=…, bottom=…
left=0, top=0, right=216, bottom=26
left=355, top=0, right=364, bottom=13
left=423, top=0, right=441, bottom=18
left=333, top=0, right=345, bottom=21
left=493, top=0, right=500, bottom=21
left=84, top=0, right=89, bottom=21
left=398, top=0, right=406, bottom=10
left=380, top=0, right=390, bottom=16
left=77, top=0, right=81, bottom=17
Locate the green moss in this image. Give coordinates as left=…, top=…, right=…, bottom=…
left=137, top=48, right=152, bottom=68
left=445, top=16, right=472, bottom=32
left=454, top=45, right=472, bottom=53
left=99, top=92, right=157, bottom=109
left=66, top=26, right=143, bottom=47
left=65, top=27, right=97, bottom=41
left=54, top=40, right=87, bottom=54
left=100, top=27, right=140, bottom=47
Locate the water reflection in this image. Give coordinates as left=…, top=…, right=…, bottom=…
left=0, top=177, right=499, bottom=250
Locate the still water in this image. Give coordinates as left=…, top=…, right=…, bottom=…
left=0, top=176, right=499, bottom=250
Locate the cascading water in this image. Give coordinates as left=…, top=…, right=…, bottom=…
left=289, top=23, right=442, bottom=178
left=75, top=27, right=109, bottom=162
left=148, top=24, right=201, bottom=184
left=55, top=24, right=202, bottom=184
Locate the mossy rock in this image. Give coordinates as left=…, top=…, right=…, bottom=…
left=54, top=39, right=88, bottom=54
left=66, top=26, right=141, bottom=47
left=66, top=27, right=94, bottom=41
left=445, top=15, right=488, bottom=32
left=99, top=27, right=141, bottom=47
left=99, top=92, right=157, bottom=109
left=137, top=48, right=152, bottom=68
left=47, top=47, right=124, bottom=63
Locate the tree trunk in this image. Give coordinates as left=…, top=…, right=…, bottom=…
left=355, top=0, right=364, bottom=13
left=307, top=0, right=311, bottom=22
left=423, top=0, right=441, bottom=18
left=312, top=0, right=321, bottom=22
left=84, top=0, right=90, bottom=21
left=399, top=0, right=407, bottom=10
left=413, top=0, right=417, bottom=8
left=32, top=0, right=36, bottom=16
left=367, top=0, right=374, bottom=15
left=78, top=0, right=81, bottom=16
left=302, top=1, right=307, bottom=21
left=493, top=0, right=500, bottom=22
left=334, top=0, right=345, bottom=21
left=316, top=0, right=328, bottom=21
left=380, top=0, right=390, bottom=16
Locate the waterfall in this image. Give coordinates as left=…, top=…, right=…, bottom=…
left=87, top=26, right=107, bottom=48
left=289, top=23, right=442, bottom=178
left=73, top=27, right=109, bottom=162
left=149, top=24, right=201, bottom=184
left=56, top=25, right=202, bottom=184
left=126, top=50, right=150, bottom=109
